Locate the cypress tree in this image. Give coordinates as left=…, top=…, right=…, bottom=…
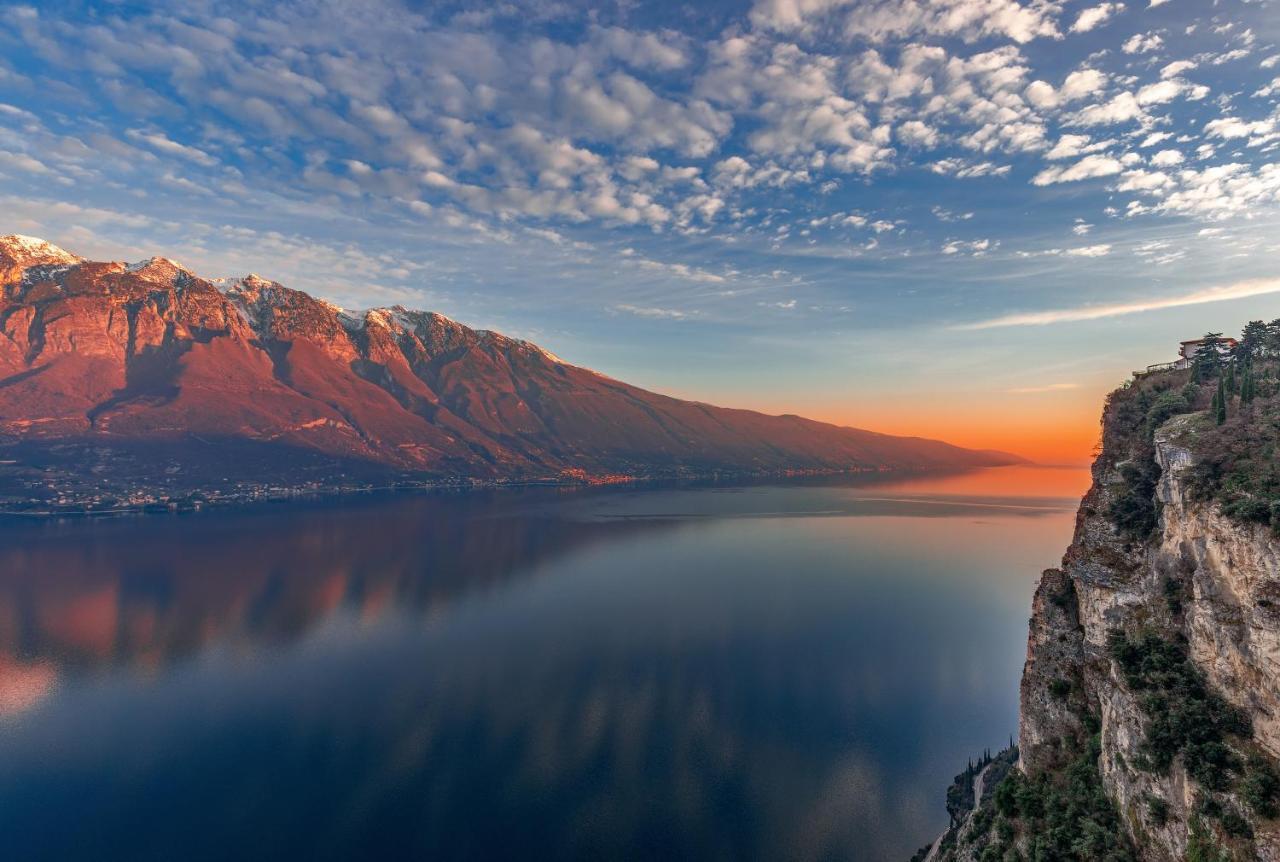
left=1216, top=376, right=1227, bottom=425
left=1227, top=360, right=1237, bottom=395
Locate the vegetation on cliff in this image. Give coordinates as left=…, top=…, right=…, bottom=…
left=1104, top=320, right=1280, bottom=539
left=925, top=720, right=1137, bottom=861
left=990, top=722, right=1136, bottom=862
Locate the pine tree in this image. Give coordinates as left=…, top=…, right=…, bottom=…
left=1193, top=333, right=1224, bottom=383
left=1240, top=320, right=1268, bottom=362
left=1216, top=376, right=1227, bottom=425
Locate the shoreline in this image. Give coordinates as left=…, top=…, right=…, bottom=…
left=0, top=462, right=1048, bottom=521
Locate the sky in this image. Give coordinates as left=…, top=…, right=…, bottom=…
left=1, top=0, right=1278, bottom=463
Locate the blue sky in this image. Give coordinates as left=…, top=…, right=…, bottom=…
left=1, top=0, right=1278, bottom=459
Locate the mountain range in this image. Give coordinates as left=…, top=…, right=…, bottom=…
left=0, top=234, right=1021, bottom=509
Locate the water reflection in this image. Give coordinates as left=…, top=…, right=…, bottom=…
left=0, top=468, right=1086, bottom=861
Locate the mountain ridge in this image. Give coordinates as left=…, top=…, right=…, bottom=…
left=0, top=234, right=1024, bottom=511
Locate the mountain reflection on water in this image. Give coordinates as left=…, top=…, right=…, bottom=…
left=0, top=467, right=1088, bottom=861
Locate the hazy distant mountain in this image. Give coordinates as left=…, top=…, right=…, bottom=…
left=0, top=235, right=1022, bottom=505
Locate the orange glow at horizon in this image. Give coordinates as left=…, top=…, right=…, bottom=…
left=722, top=385, right=1108, bottom=467
left=846, top=407, right=1102, bottom=466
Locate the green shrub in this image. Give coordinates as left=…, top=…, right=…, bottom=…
left=988, top=729, right=1136, bottom=861
left=1108, top=459, right=1161, bottom=539
left=1107, top=629, right=1251, bottom=780
left=1219, top=805, right=1253, bottom=838
left=1242, top=754, right=1280, bottom=818
left=1162, top=577, right=1183, bottom=616
left=1145, top=793, right=1169, bottom=825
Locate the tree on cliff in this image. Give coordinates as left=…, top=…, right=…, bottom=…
left=1192, top=333, right=1225, bottom=383
left=1238, top=320, right=1268, bottom=362
left=1242, top=367, right=1256, bottom=405
left=1215, top=376, right=1228, bottom=425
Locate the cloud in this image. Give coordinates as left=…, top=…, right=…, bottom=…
left=751, top=0, right=1062, bottom=43
left=1136, top=79, right=1198, bottom=105
left=1070, top=3, right=1121, bottom=34
left=1022, top=244, right=1112, bottom=258
left=897, top=120, right=939, bottom=148
left=613, top=303, right=693, bottom=319
left=1160, top=60, right=1196, bottom=78
left=941, top=238, right=995, bottom=256
left=959, top=278, right=1280, bottom=329
left=3, top=0, right=1279, bottom=325
left=1060, top=68, right=1108, bottom=100
left=0, top=149, right=54, bottom=175
left=1204, top=116, right=1276, bottom=141
left=930, top=158, right=1011, bottom=178
left=1070, top=92, right=1144, bottom=125
left=1064, top=244, right=1112, bottom=257
left=1031, top=154, right=1125, bottom=185
left=126, top=130, right=218, bottom=167
left=1122, top=32, right=1164, bottom=54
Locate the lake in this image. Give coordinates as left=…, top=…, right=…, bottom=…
left=0, top=466, right=1089, bottom=861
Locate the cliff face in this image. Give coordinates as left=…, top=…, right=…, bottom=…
left=926, top=371, right=1280, bottom=862
left=1018, top=396, right=1280, bottom=859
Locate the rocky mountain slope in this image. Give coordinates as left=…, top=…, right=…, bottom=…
left=0, top=235, right=1020, bottom=510
left=927, top=349, right=1280, bottom=861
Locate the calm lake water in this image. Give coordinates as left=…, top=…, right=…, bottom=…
left=0, top=467, right=1088, bottom=861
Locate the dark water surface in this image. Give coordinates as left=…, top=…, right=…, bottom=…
left=0, top=467, right=1088, bottom=861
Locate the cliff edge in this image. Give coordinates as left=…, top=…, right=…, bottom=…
left=927, top=334, right=1280, bottom=861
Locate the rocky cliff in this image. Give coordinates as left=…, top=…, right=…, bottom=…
left=929, top=364, right=1280, bottom=861
left=0, top=235, right=1022, bottom=511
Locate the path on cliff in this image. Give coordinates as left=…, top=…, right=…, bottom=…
left=923, top=761, right=993, bottom=862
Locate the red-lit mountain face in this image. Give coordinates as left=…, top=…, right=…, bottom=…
left=0, top=235, right=1022, bottom=504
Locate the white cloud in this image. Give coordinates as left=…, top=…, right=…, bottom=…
left=1150, top=149, right=1183, bottom=166
left=1070, top=92, right=1144, bottom=125
left=1071, top=3, right=1122, bottom=34
left=1136, top=79, right=1187, bottom=105
left=1204, top=116, right=1276, bottom=141
left=930, top=158, right=1012, bottom=178
left=1060, top=68, right=1108, bottom=101
left=941, top=238, right=995, bottom=256
left=960, top=278, right=1280, bottom=329
left=614, top=303, right=693, bottom=319
left=897, top=120, right=939, bottom=148
left=751, top=0, right=1063, bottom=43
left=1024, top=80, right=1058, bottom=108
left=1032, top=153, right=1126, bottom=185
left=1122, top=32, right=1164, bottom=54
left=126, top=129, right=218, bottom=167
left=1160, top=60, right=1196, bottom=78
left=1044, top=134, right=1092, bottom=160
left=0, top=150, right=54, bottom=175
left=1065, top=243, right=1112, bottom=257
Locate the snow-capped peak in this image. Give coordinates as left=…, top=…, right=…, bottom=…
left=126, top=256, right=188, bottom=274
left=0, top=234, right=81, bottom=265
